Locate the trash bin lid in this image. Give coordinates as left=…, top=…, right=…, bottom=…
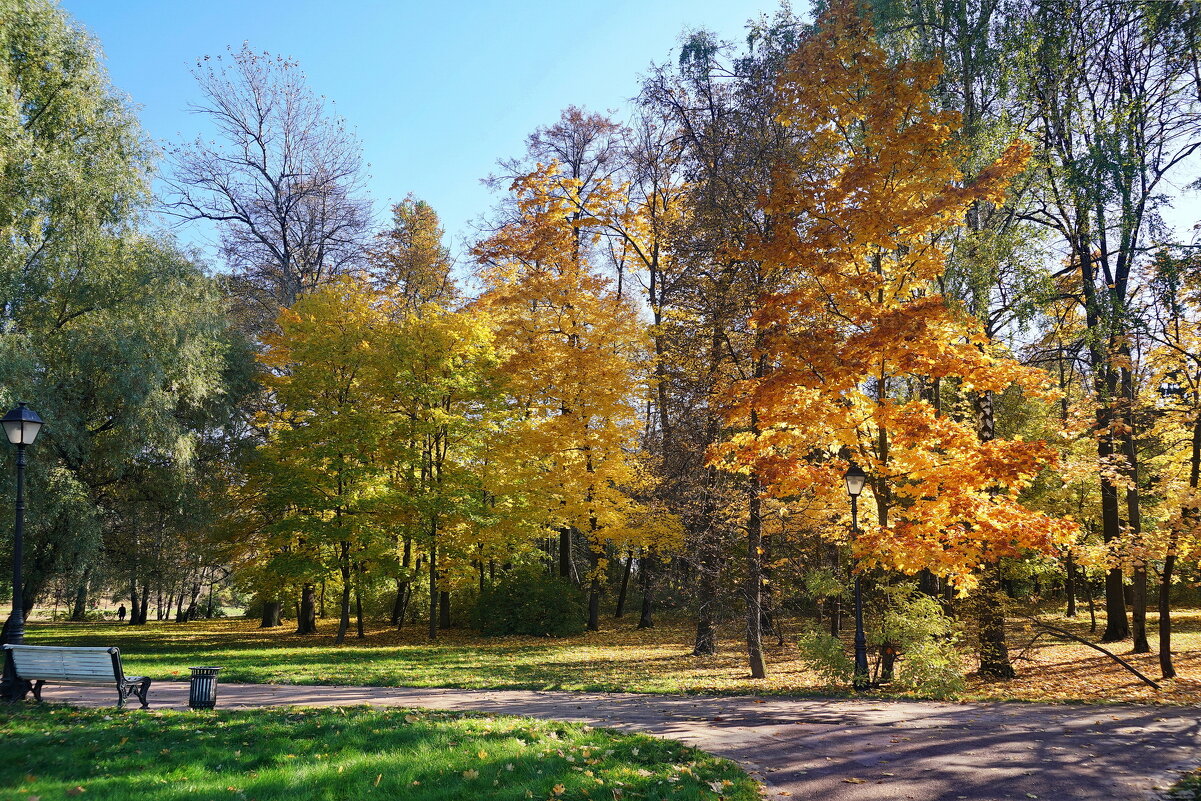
left=188, top=666, right=222, bottom=672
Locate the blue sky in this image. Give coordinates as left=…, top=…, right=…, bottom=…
left=63, top=0, right=787, bottom=260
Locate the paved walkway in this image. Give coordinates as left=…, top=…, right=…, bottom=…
left=42, top=682, right=1199, bottom=800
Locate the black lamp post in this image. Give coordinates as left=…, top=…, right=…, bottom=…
left=2, top=403, right=42, bottom=647
left=844, top=463, right=869, bottom=692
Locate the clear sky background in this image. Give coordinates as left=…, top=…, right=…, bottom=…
left=57, top=0, right=1201, bottom=261
left=62, top=0, right=788, bottom=261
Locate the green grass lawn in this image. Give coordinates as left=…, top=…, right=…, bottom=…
left=26, top=617, right=797, bottom=695
left=24, top=611, right=1201, bottom=703
left=0, top=705, right=757, bottom=801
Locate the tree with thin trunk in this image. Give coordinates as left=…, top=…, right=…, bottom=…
left=1021, top=0, right=1201, bottom=645
left=167, top=44, right=370, bottom=317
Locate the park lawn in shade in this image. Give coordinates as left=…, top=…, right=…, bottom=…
left=24, top=611, right=1201, bottom=703
left=0, top=704, right=757, bottom=801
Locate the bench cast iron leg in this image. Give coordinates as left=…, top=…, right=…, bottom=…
left=136, top=678, right=150, bottom=709
left=31, top=680, right=43, bottom=702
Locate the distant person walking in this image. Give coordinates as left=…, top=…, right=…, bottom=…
left=117, top=604, right=126, bottom=622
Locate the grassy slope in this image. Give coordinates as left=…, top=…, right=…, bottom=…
left=1, top=705, right=758, bottom=801
left=25, top=610, right=1201, bottom=703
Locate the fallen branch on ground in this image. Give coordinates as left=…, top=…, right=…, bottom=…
left=1020, top=616, right=1160, bottom=690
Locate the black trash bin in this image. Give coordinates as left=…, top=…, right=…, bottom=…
left=188, top=666, right=221, bottom=709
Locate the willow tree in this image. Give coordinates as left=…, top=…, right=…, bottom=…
left=0, top=0, right=235, bottom=624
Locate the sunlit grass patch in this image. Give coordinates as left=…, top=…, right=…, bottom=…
left=0, top=704, right=758, bottom=801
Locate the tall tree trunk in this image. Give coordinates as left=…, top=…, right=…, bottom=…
left=439, top=590, right=451, bottom=629
left=184, top=581, right=202, bottom=622
left=559, top=527, right=573, bottom=581
left=1159, top=554, right=1177, bottom=679
left=396, top=583, right=410, bottom=624
left=138, top=583, right=150, bottom=624
left=973, top=387, right=1015, bottom=678
left=297, top=583, right=318, bottom=635
left=1100, top=526, right=1128, bottom=639
left=693, top=538, right=719, bottom=656
left=615, top=551, right=633, bottom=618
left=1122, top=368, right=1149, bottom=652
left=1131, top=565, right=1149, bottom=652
left=746, top=486, right=767, bottom=679
left=69, top=568, right=90, bottom=622
left=129, top=576, right=141, bottom=626
left=354, top=564, right=365, bottom=639
left=1064, top=552, right=1078, bottom=618
left=587, top=548, right=601, bottom=631
left=393, top=537, right=412, bottom=627
left=1097, top=368, right=1128, bottom=641
left=917, top=569, right=939, bottom=597
left=1086, top=577, right=1097, bottom=634
left=976, top=561, right=1015, bottom=679
left=260, top=598, right=282, bottom=628
left=335, top=542, right=352, bottom=645
left=637, top=549, right=654, bottom=629
left=428, top=537, right=438, bottom=640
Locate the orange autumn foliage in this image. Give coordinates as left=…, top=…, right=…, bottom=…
left=709, top=0, right=1076, bottom=589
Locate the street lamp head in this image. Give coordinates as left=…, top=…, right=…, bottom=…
left=2, top=403, right=42, bottom=447
left=844, top=462, right=867, bottom=498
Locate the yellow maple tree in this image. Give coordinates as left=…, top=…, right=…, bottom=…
left=475, top=162, right=681, bottom=629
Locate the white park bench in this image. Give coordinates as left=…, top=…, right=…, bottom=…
left=2, top=644, right=151, bottom=708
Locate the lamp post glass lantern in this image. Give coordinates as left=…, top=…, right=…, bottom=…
left=2, top=403, right=42, bottom=647
left=844, top=463, right=869, bottom=691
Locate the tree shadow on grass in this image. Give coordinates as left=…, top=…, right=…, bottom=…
left=27, top=621, right=710, bottom=692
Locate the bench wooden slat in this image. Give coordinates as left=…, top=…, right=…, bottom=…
left=19, top=658, right=112, bottom=668
left=9, top=646, right=113, bottom=653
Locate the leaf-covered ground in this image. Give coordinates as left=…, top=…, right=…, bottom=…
left=25, top=609, right=1201, bottom=703
left=0, top=705, right=757, bottom=801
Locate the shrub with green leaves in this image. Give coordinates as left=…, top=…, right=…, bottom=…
left=473, top=568, right=587, bottom=637
left=796, top=580, right=965, bottom=697
left=874, top=582, right=965, bottom=697
left=796, top=631, right=855, bottom=684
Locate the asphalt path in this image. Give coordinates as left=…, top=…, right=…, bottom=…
left=40, top=682, right=1201, bottom=800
